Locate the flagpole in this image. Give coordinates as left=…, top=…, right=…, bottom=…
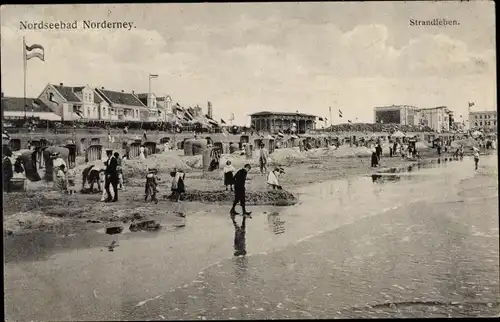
left=23, top=37, right=27, bottom=120
left=329, top=106, right=332, bottom=132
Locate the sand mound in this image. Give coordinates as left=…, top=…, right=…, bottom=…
left=450, top=138, right=477, bottom=149
left=164, top=189, right=298, bottom=206
left=331, top=145, right=373, bottom=158
left=122, top=152, right=192, bottom=178
left=268, top=148, right=307, bottom=166
left=4, top=211, right=63, bottom=234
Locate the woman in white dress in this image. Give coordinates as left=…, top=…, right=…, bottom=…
left=267, top=167, right=284, bottom=190
left=52, top=152, right=67, bottom=189
left=139, top=145, right=146, bottom=160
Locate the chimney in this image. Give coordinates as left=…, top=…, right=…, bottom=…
left=132, top=90, right=135, bottom=95
left=101, top=87, right=104, bottom=90
left=60, top=82, right=63, bottom=86
left=121, top=90, right=124, bottom=93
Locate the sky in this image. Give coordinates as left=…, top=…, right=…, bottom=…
left=1, top=2, right=496, bottom=126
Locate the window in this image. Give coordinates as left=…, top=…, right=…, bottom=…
left=475, top=115, right=478, bottom=119
left=68, top=105, right=72, bottom=113
left=102, top=108, right=106, bottom=117
left=475, top=122, right=478, bottom=126
left=480, top=115, right=483, bottom=119
left=87, top=107, right=91, bottom=116
left=479, top=121, right=483, bottom=126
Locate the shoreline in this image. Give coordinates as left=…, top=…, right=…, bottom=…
left=3, top=148, right=496, bottom=237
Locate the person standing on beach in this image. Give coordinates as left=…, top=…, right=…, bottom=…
left=371, top=148, right=379, bottom=167
left=258, top=143, right=269, bottom=175
left=223, top=160, right=235, bottom=191
left=104, top=150, right=119, bottom=202
left=144, top=168, right=160, bottom=204
left=139, top=145, right=146, bottom=160
left=230, top=164, right=252, bottom=216
left=3, top=148, right=13, bottom=192
left=473, top=147, right=480, bottom=170
left=170, top=169, right=186, bottom=202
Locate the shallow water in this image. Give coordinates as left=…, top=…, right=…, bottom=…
left=4, top=155, right=499, bottom=320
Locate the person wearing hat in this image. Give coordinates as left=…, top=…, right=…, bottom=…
left=104, top=149, right=119, bottom=202
left=267, top=167, right=284, bottom=190
left=3, top=147, right=13, bottom=192
left=370, top=147, right=379, bottom=167
left=473, top=146, right=480, bottom=170
left=258, top=143, right=269, bottom=175
left=144, top=168, right=160, bottom=203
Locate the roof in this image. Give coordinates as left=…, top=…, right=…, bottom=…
left=1, top=97, right=53, bottom=113
left=418, top=106, right=448, bottom=111
left=249, top=111, right=317, bottom=118
left=52, top=85, right=82, bottom=102
left=93, top=91, right=103, bottom=104
left=95, top=88, right=146, bottom=108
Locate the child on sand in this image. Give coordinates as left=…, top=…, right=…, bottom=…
left=170, top=169, right=186, bottom=202
left=223, top=160, right=235, bottom=191
left=145, top=168, right=160, bottom=203
left=66, top=167, right=76, bottom=195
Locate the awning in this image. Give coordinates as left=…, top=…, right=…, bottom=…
left=40, top=113, right=62, bottom=121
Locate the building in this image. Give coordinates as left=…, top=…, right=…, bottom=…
left=373, top=105, right=419, bottom=126
left=1, top=96, right=61, bottom=121
left=94, top=87, right=148, bottom=122
left=38, top=83, right=102, bottom=121
left=469, top=110, right=497, bottom=133
left=193, top=105, right=203, bottom=117
left=249, top=111, right=317, bottom=134
left=137, top=93, right=164, bottom=122
left=418, top=106, right=453, bottom=132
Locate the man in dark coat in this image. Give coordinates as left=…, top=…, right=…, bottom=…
left=230, top=164, right=252, bottom=216
left=3, top=147, right=13, bottom=192
left=104, top=150, right=119, bottom=202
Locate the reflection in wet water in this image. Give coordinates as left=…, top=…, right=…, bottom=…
left=371, top=174, right=402, bottom=183
left=4, top=155, right=498, bottom=321
left=268, top=213, right=286, bottom=235
left=232, top=215, right=248, bottom=256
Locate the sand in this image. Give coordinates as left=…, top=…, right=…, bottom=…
left=6, top=142, right=482, bottom=236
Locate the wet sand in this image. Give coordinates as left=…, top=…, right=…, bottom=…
left=4, top=155, right=498, bottom=320
left=3, top=146, right=493, bottom=237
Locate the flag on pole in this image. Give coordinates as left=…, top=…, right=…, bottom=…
left=325, top=117, right=328, bottom=121
left=25, top=43, right=45, bottom=61
left=339, top=110, right=343, bottom=118
left=149, top=74, right=159, bottom=79
left=229, top=113, right=235, bottom=121
left=347, top=120, right=352, bottom=124
left=468, top=102, right=475, bottom=108
left=220, top=118, right=226, bottom=124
